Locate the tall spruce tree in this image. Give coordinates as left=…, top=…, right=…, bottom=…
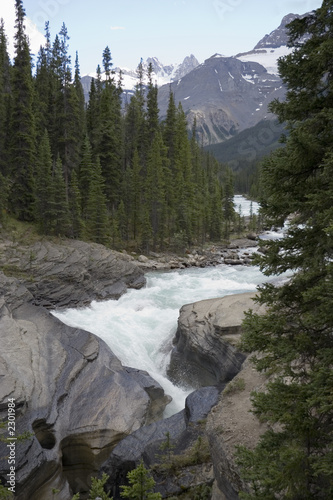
left=0, top=18, right=11, bottom=178
left=86, top=156, right=109, bottom=244
left=237, top=2, right=333, bottom=498
left=98, top=48, right=123, bottom=210
left=9, top=0, right=36, bottom=221
left=34, top=130, right=55, bottom=234
left=51, top=156, right=70, bottom=235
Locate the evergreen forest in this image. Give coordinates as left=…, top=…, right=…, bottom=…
left=0, top=0, right=235, bottom=252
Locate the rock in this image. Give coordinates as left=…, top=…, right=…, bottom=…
left=206, top=358, right=269, bottom=499
left=101, top=386, right=219, bottom=498
left=137, top=254, right=149, bottom=263
left=0, top=273, right=170, bottom=500
left=224, top=258, right=244, bottom=265
left=0, top=239, right=145, bottom=309
left=168, top=292, right=265, bottom=388
left=246, top=232, right=258, bottom=241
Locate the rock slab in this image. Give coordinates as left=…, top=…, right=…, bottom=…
left=0, top=239, right=145, bottom=309
left=168, top=292, right=265, bottom=388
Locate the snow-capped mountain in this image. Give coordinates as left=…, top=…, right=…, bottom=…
left=82, top=54, right=199, bottom=97
left=235, top=13, right=306, bottom=75
left=156, top=12, right=307, bottom=145
left=81, top=12, right=309, bottom=146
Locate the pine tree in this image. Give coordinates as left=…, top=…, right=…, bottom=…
left=51, top=156, right=70, bottom=236
left=237, top=3, right=333, bottom=498
left=9, top=0, right=36, bottom=221
left=68, top=169, right=84, bottom=239
left=120, top=461, right=162, bottom=500
left=97, top=48, right=123, bottom=209
left=86, top=157, right=109, bottom=244
left=79, top=136, right=94, bottom=214
left=87, top=73, right=102, bottom=156
left=163, top=87, right=177, bottom=168
left=145, top=130, right=167, bottom=249
left=129, top=148, right=142, bottom=241
left=34, top=130, right=55, bottom=234
left=173, top=103, right=195, bottom=242
left=146, top=62, right=159, bottom=144
left=88, top=473, right=112, bottom=500
left=0, top=18, right=11, bottom=178
left=222, top=167, right=234, bottom=238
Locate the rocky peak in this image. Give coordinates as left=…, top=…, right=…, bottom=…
left=173, top=54, right=200, bottom=80
left=254, top=13, right=304, bottom=49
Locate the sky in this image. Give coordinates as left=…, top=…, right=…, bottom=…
left=0, top=0, right=323, bottom=75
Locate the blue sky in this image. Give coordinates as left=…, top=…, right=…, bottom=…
left=1, top=0, right=323, bottom=75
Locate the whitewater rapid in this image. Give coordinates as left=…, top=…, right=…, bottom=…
left=53, top=196, right=275, bottom=416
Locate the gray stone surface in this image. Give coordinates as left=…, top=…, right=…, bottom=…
left=168, top=292, right=265, bottom=388
left=101, top=386, right=219, bottom=498
left=0, top=239, right=145, bottom=309
left=0, top=273, right=170, bottom=499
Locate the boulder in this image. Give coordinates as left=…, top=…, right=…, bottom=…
left=168, top=292, right=265, bottom=388
left=101, top=386, right=219, bottom=498
left=0, top=273, right=170, bottom=500
left=0, top=239, right=145, bottom=309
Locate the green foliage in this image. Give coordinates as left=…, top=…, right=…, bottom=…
left=236, top=3, right=333, bottom=498
left=223, top=377, right=245, bottom=395
left=0, top=1, right=235, bottom=251
left=120, top=461, right=162, bottom=500
left=87, top=473, right=112, bottom=500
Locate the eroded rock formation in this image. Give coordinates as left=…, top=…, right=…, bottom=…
left=168, top=292, right=265, bottom=388
left=0, top=272, right=170, bottom=499
left=0, top=239, right=145, bottom=309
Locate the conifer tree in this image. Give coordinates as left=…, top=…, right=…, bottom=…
left=146, top=62, right=159, bottom=144
left=79, top=136, right=94, bottom=214
left=120, top=461, right=162, bottom=500
left=129, top=148, right=143, bottom=240
left=34, top=130, right=55, bottom=234
left=237, top=3, right=333, bottom=498
left=173, top=103, right=195, bottom=241
left=51, top=156, right=71, bottom=235
left=86, top=157, right=109, bottom=244
left=163, top=87, right=177, bottom=167
left=97, top=48, right=123, bottom=209
left=9, top=0, right=36, bottom=221
left=68, top=169, right=84, bottom=239
left=222, top=167, right=235, bottom=238
left=145, top=130, right=167, bottom=249
left=87, top=73, right=102, bottom=156
left=0, top=18, right=11, bottom=177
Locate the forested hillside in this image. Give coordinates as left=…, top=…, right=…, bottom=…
left=0, top=0, right=235, bottom=252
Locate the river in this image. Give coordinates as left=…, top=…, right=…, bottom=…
left=53, top=196, right=277, bottom=416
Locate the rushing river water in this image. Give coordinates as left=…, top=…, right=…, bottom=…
left=53, top=196, right=278, bottom=416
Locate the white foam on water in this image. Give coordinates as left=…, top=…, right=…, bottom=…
left=53, top=195, right=273, bottom=416
left=53, top=262, right=267, bottom=416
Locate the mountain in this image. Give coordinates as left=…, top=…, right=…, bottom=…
left=157, top=55, right=284, bottom=145
left=81, top=13, right=305, bottom=146
left=81, top=54, right=200, bottom=102
left=157, top=13, right=304, bottom=145
left=235, top=13, right=307, bottom=75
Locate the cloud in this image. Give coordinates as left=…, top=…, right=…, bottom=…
left=110, top=26, right=125, bottom=30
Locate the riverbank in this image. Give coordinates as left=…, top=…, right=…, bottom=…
left=125, top=236, right=260, bottom=271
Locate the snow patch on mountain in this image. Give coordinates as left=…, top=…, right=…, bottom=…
left=87, top=54, right=199, bottom=91
left=236, top=46, right=292, bottom=75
